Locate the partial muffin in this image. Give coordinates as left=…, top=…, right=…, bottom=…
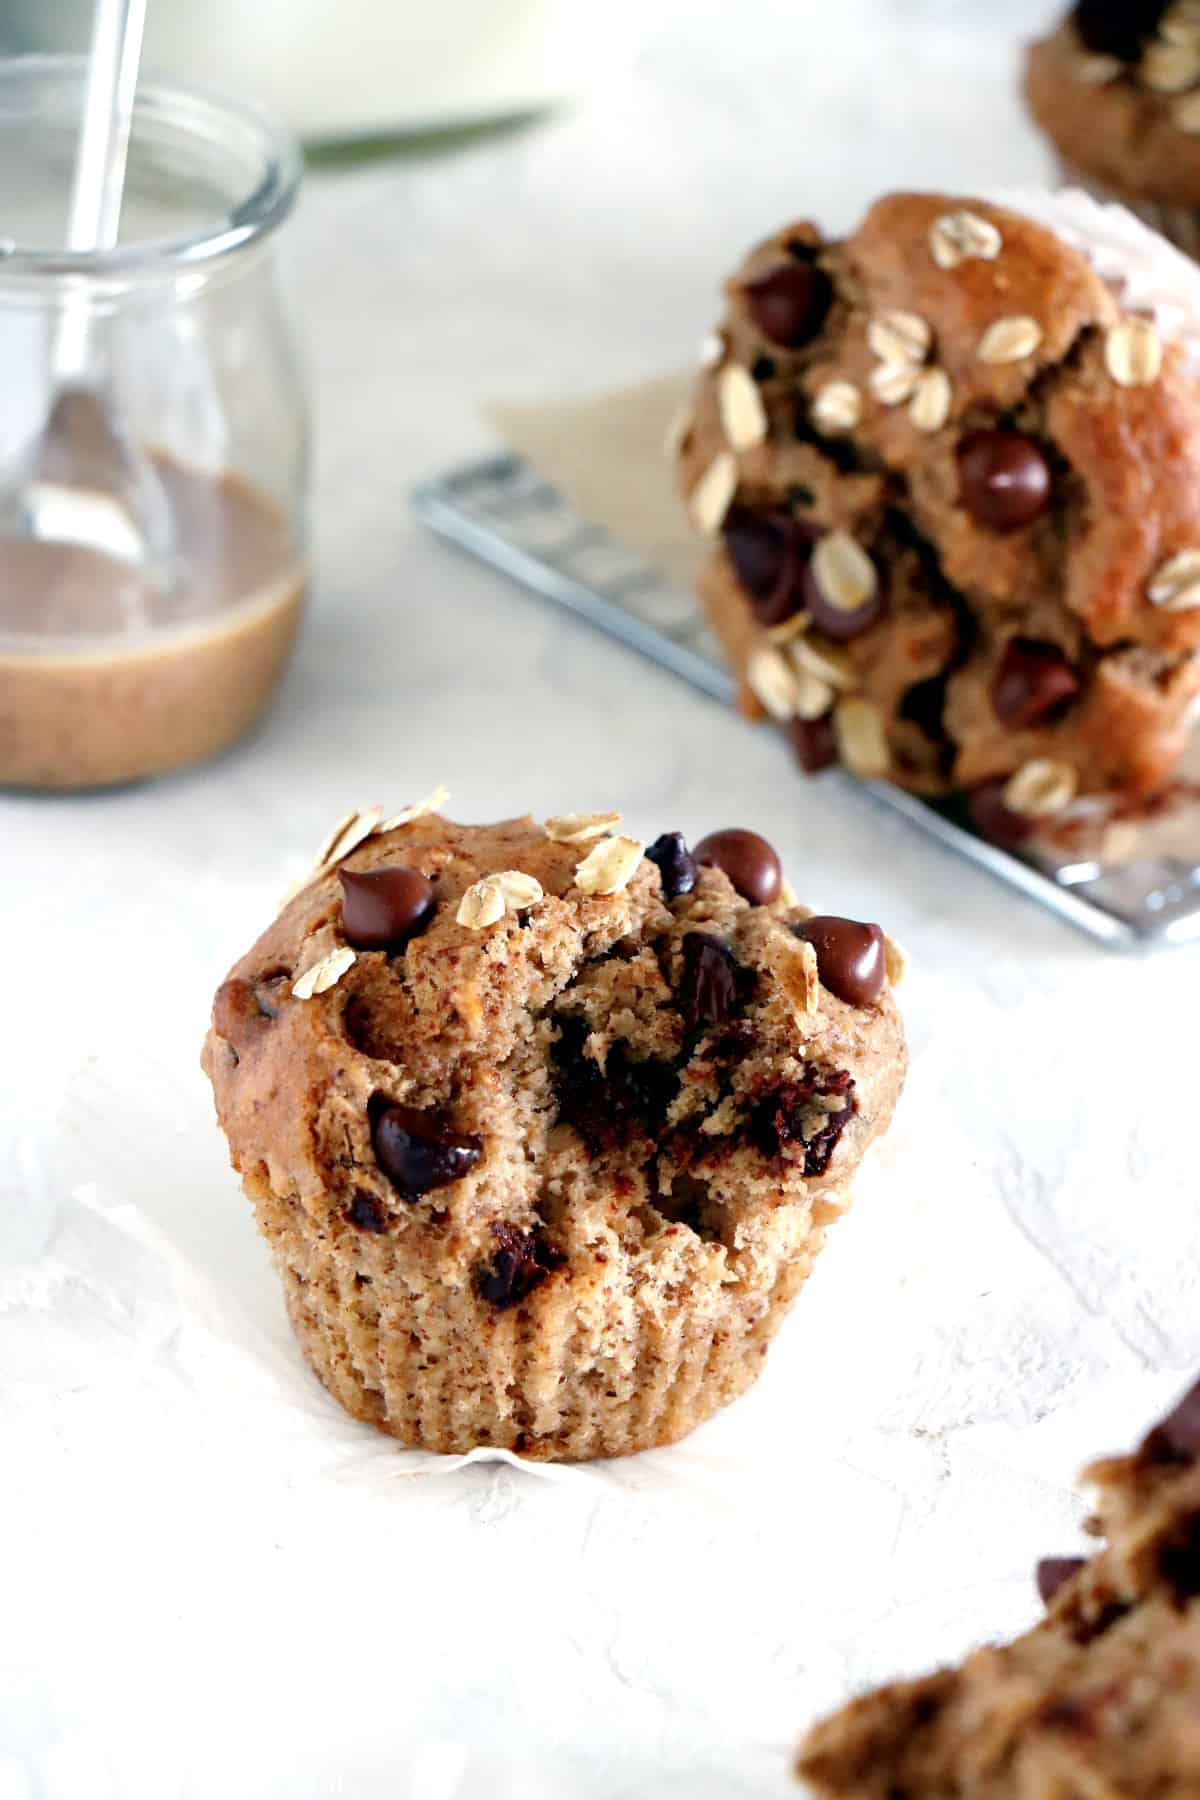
left=201, top=798, right=906, bottom=1462
left=797, top=1375, right=1200, bottom=1797
left=1026, top=1, right=1200, bottom=254
left=674, top=190, right=1200, bottom=844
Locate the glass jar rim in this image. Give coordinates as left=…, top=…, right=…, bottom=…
left=0, top=54, right=302, bottom=281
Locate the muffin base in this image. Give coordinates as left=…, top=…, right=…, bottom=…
left=257, top=1165, right=839, bottom=1461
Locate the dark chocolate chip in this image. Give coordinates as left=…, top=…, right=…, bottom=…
left=1141, top=1375, right=1200, bottom=1464
left=965, top=778, right=1037, bottom=847
left=992, top=639, right=1081, bottom=729
left=751, top=1067, right=857, bottom=1176
left=1072, top=0, right=1167, bottom=59
left=371, top=1103, right=482, bottom=1200
left=750, top=353, right=777, bottom=383
left=794, top=915, right=886, bottom=1007
left=348, top=1191, right=388, bottom=1233
left=679, top=932, right=740, bottom=1032
left=802, top=553, right=886, bottom=641
left=475, top=1222, right=564, bottom=1310
left=646, top=831, right=698, bottom=900
left=789, top=714, right=838, bottom=775
left=722, top=506, right=813, bottom=626
left=1037, top=1556, right=1086, bottom=1606
left=693, top=828, right=782, bottom=905
left=744, top=262, right=832, bottom=350
left=958, top=430, right=1052, bottom=534
left=339, top=866, right=436, bottom=952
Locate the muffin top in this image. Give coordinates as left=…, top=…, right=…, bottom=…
left=202, top=801, right=905, bottom=1310
left=1026, top=2, right=1200, bottom=204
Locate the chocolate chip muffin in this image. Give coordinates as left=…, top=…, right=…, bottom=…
left=796, top=1374, right=1200, bottom=1797
left=674, top=191, right=1200, bottom=842
left=1026, top=1, right=1200, bottom=254
left=201, top=798, right=906, bottom=1461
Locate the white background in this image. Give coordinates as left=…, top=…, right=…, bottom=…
left=5, top=4, right=1199, bottom=1796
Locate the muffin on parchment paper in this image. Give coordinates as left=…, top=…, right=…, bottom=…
left=1026, top=0, right=1200, bottom=255
left=202, top=798, right=906, bottom=1461
left=674, top=189, right=1200, bottom=849
left=796, top=1373, right=1200, bottom=1797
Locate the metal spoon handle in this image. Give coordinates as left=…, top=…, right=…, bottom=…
left=67, top=0, right=147, bottom=255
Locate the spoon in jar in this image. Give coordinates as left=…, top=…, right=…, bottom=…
left=0, top=0, right=174, bottom=591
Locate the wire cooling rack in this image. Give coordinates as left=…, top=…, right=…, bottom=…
left=412, top=453, right=1200, bottom=949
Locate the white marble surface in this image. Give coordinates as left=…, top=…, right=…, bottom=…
left=4, top=4, right=1199, bottom=1795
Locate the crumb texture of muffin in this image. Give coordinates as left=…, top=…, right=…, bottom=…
left=202, top=804, right=906, bottom=1462
left=796, top=1374, right=1200, bottom=1797
left=1025, top=2, right=1200, bottom=229
left=675, top=191, right=1200, bottom=836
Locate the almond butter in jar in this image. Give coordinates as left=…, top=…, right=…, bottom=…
left=0, top=59, right=308, bottom=789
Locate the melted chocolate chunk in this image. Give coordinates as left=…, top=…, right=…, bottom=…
left=371, top=1102, right=482, bottom=1200
left=958, top=430, right=1052, bottom=533
left=339, top=865, right=436, bottom=951
left=794, top=916, right=886, bottom=1006
left=1073, top=0, right=1168, bottom=59
left=1140, top=1375, right=1200, bottom=1465
left=679, top=932, right=740, bottom=1032
left=722, top=506, right=813, bottom=626
left=744, top=262, right=833, bottom=349
left=992, top=639, right=1080, bottom=728
left=693, top=828, right=782, bottom=905
left=752, top=1067, right=857, bottom=1176
left=1037, top=1556, right=1086, bottom=1606
left=348, top=1191, right=388, bottom=1233
left=476, top=1223, right=564, bottom=1309
left=790, top=714, right=838, bottom=775
left=552, top=1017, right=676, bottom=1151
left=646, top=830, right=698, bottom=899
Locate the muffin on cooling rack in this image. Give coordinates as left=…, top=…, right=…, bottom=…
left=674, top=188, right=1200, bottom=845
left=203, top=798, right=906, bottom=1461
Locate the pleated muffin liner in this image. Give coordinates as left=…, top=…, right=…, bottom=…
left=1048, top=163, right=1200, bottom=271
left=252, top=1164, right=843, bottom=1463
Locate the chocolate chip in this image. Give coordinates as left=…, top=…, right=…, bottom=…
left=790, top=715, right=838, bottom=775
left=646, top=831, right=698, bottom=899
left=744, top=263, right=832, bottom=350
left=794, top=916, right=886, bottom=1006
left=348, top=1191, right=388, bottom=1233
left=1037, top=1556, right=1086, bottom=1606
left=752, top=1067, right=857, bottom=1176
left=992, top=639, right=1080, bottom=728
left=751, top=353, right=777, bottom=383
left=679, top=932, right=740, bottom=1032
left=475, top=1222, right=564, bottom=1309
left=802, top=554, right=886, bottom=642
left=722, top=507, right=812, bottom=626
left=1072, top=0, right=1167, bottom=59
left=958, top=430, right=1052, bottom=534
left=1141, top=1375, right=1200, bottom=1464
left=693, top=828, right=782, bottom=905
left=965, top=778, right=1037, bottom=847
left=339, top=866, right=435, bottom=951
left=371, top=1102, right=482, bottom=1200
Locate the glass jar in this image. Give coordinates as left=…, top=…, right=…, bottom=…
left=0, top=56, right=308, bottom=789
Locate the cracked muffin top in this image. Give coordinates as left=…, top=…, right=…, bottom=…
left=202, top=805, right=906, bottom=1309
left=675, top=191, right=1200, bottom=825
